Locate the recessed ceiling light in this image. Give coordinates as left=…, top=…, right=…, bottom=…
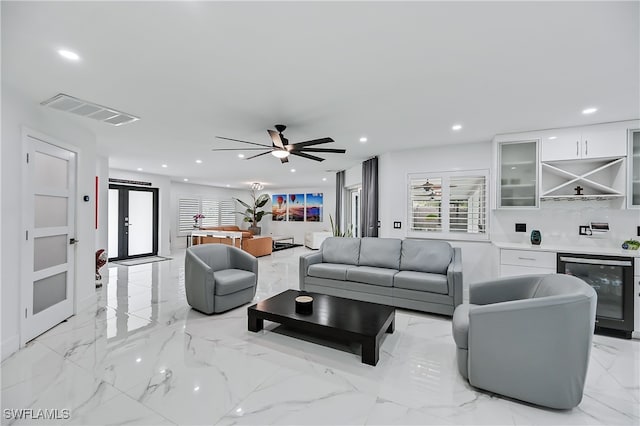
left=452, top=124, right=462, bottom=131
left=359, top=137, right=368, bottom=143
left=58, top=49, right=80, bottom=61
left=291, top=168, right=296, bottom=173
left=582, top=107, right=598, bottom=115
left=136, top=167, right=143, bottom=171
left=238, top=154, right=245, bottom=158
left=322, top=177, right=327, bottom=181
left=161, top=164, right=168, bottom=168
left=226, top=184, right=231, bottom=187
left=195, top=159, right=202, bottom=164
left=183, top=178, right=189, bottom=182
left=548, top=136, right=557, bottom=140
left=136, top=358, right=141, bottom=363
left=193, top=386, right=200, bottom=392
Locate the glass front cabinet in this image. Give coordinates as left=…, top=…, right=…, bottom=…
left=630, top=129, right=640, bottom=208
left=497, top=140, right=539, bottom=208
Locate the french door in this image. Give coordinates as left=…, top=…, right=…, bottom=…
left=21, top=134, right=76, bottom=344
left=108, top=185, right=159, bottom=260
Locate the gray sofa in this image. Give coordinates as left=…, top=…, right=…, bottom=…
left=185, top=244, right=258, bottom=314
left=452, top=274, right=597, bottom=409
left=299, top=237, right=462, bottom=315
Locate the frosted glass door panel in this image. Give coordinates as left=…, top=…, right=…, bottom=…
left=35, top=195, right=68, bottom=228
left=632, top=131, right=640, bottom=206
left=499, top=141, right=538, bottom=208
left=34, top=235, right=67, bottom=271
left=108, top=189, right=119, bottom=257
left=33, top=272, right=67, bottom=314
left=128, top=191, right=153, bottom=255
left=34, top=152, right=68, bottom=189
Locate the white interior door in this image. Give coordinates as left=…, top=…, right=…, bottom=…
left=128, top=190, right=153, bottom=256
left=21, top=135, right=76, bottom=344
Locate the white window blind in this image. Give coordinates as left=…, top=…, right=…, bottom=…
left=220, top=200, right=236, bottom=225
left=449, top=176, right=486, bottom=234
left=408, top=170, right=488, bottom=239
left=201, top=199, right=220, bottom=227
left=178, top=198, right=200, bottom=232
left=409, top=178, right=442, bottom=232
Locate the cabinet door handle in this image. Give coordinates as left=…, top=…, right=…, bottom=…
left=576, top=141, right=579, bottom=156
left=585, top=140, right=588, bottom=156
left=518, top=257, right=536, bottom=261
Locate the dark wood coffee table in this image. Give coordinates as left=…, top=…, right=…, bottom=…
left=248, top=290, right=395, bottom=366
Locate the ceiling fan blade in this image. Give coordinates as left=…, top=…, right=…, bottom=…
left=215, top=136, right=272, bottom=148
left=211, top=148, right=272, bottom=151
left=245, top=151, right=273, bottom=160
left=296, top=148, right=346, bottom=153
left=290, top=137, right=334, bottom=148
left=280, top=156, right=289, bottom=164
left=267, top=129, right=285, bottom=149
left=290, top=151, right=325, bottom=162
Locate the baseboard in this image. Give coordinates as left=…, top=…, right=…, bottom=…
left=633, top=330, right=639, bottom=340
left=1, top=334, right=20, bottom=361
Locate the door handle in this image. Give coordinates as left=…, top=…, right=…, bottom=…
left=576, top=141, right=579, bottom=156
left=69, top=238, right=79, bottom=245
left=584, top=140, right=588, bottom=156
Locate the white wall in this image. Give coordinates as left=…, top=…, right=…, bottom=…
left=169, top=181, right=243, bottom=250
left=259, top=186, right=335, bottom=244
left=344, top=163, right=362, bottom=188
left=108, top=169, right=172, bottom=257
left=2, top=85, right=97, bottom=360
left=95, top=156, right=109, bottom=253
left=378, top=142, right=496, bottom=285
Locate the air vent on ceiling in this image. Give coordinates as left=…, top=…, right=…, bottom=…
left=40, top=93, right=140, bottom=126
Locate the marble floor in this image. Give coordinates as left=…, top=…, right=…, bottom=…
left=2, top=246, right=639, bottom=425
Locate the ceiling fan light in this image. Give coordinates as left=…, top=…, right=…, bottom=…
left=271, top=149, right=290, bottom=159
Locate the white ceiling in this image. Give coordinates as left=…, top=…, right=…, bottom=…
left=3, top=1, right=638, bottom=189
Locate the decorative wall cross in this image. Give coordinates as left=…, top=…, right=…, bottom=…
left=574, top=185, right=584, bottom=195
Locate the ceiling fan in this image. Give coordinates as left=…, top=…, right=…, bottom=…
left=213, top=124, right=346, bottom=163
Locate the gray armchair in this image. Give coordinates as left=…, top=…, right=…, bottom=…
left=452, top=274, right=597, bottom=409
left=185, top=244, right=258, bottom=314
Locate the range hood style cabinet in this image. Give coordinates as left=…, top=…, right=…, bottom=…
left=493, top=120, right=640, bottom=209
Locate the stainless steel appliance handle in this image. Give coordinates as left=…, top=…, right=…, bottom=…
left=559, top=256, right=632, bottom=267
left=585, top=140, right=588, bottom=156
left=576, top=141, right=579, bottom=156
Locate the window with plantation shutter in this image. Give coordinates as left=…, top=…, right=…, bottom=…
left=201, top=199, right=220, bottom=227
left=178, top=198, right=200, bottom=232
left=409, top=177, right=442, bottom=232
left=449, top=175, right=486, bottom=234
left=408, top=170, right=488, bottom=240
left=220, top=200, right=236, bottom=225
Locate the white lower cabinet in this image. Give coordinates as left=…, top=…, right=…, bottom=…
left=499, top=249, right=556, bottom=277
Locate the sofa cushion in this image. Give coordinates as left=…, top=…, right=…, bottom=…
left=394, top=270, right=449, bottom=294
left=322, top=237, right=361, bottom=265
left=307, top=263, right=355, bottom=281
left=214, top=269, right=256, bottom=296
left=346, top=266, right=398, bottom=287
left=400, top=239, right=453, bottom=274
left=358, top=238, right=402, bottom=269
left=452, top=304, right=474, bottom=349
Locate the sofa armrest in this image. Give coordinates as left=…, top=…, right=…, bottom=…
left=467, top=294, right=596, bottom=409
left=447, top=247, right=463, bottom=307
left=469, top=275, right=544, bottom=305
left=229, top=246, right=259, bottom=277
left=185, top=249, right=215, bottom=313
left=299, top=251, right=323, bottom=290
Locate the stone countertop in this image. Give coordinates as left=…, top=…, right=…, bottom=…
left=492, top=241, right=640, bottom=258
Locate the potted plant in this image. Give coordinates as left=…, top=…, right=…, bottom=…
left=234, top=186, right=271, bottom=235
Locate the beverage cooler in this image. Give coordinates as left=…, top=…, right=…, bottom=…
left=557, top=253, right=634, bottom=339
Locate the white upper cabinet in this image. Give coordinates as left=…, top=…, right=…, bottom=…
left=629, top=129, right=640, bottom=208
left=542, top=123, right=627, bottom=161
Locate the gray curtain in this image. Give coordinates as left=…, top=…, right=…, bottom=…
left=335, top=170, right=345, bottom=235
left=361, top=157, right=379, bottom=237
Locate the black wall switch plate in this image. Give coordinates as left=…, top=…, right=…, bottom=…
left=515, top=223, right=526, bottom=232
left=637, top=226, right=640, bottom=237
left=393, top=221, right=402, bottom=229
